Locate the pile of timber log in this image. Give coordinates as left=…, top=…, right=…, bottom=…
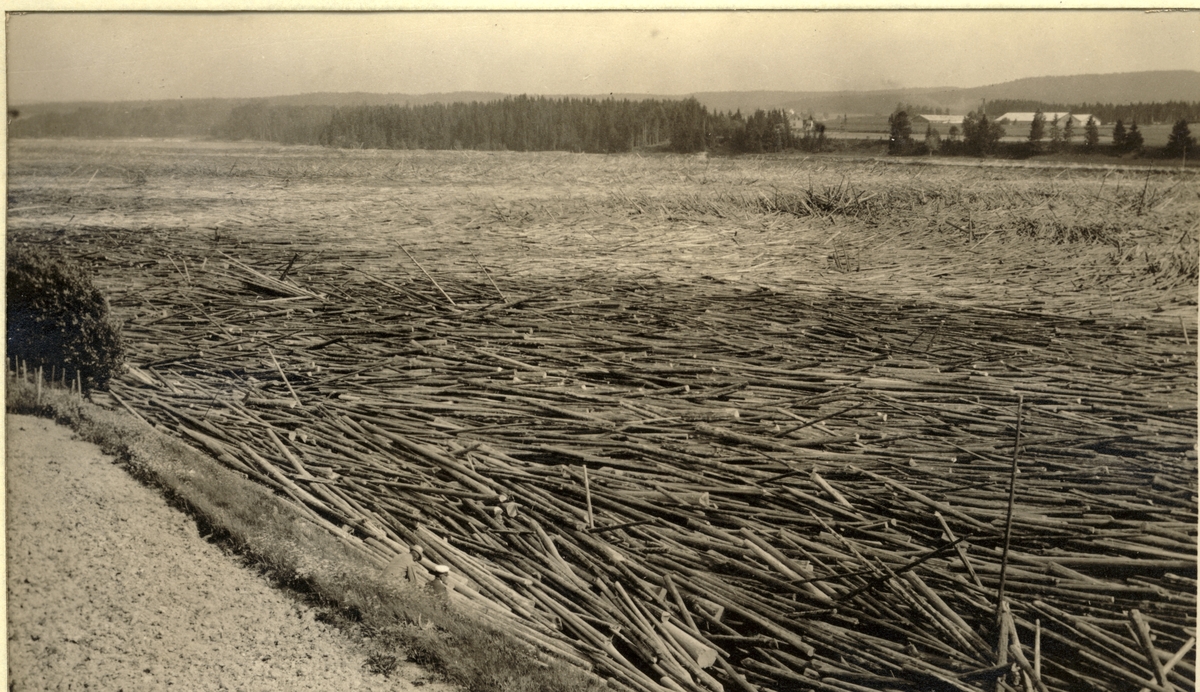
left=24, top=239, right=1199, bottom=692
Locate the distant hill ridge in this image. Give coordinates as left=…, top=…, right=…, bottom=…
left=12, top=70, right=1199, bottom=120
left=697, top=71, right=1200, bottom=116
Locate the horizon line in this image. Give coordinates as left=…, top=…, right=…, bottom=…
left=11, top=69, right=1199, bottom=108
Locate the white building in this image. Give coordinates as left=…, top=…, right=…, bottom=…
left=916, top=114, right=966, bottom=128
left=997, top=112, right=1101, bottom=128
left=787, top=110, right=823, bottom=136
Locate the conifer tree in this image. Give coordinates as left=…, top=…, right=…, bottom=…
left=888, top=110, right=913, bottom=154
left=1165, top=119, right=1195, bottom=159
left=1028, top=110, right=1046, bottom=149
left=1111, top=119, right=1127, bottom=150
left=1084, top=116, right=1100, bottom=151
left=962, top=110, right=1004, bottom=156
left=1126, top=121, right=1144, bottom=151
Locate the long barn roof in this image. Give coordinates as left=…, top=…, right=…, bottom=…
left=998, top=112, right=1099, bottom=125
left=916, top=114, right=965, bottom=125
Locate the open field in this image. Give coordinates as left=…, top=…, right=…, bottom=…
left=8, top=138, right=1199, bottom=692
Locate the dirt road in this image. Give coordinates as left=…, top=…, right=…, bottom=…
left=6, top=414, right=448, bottom=691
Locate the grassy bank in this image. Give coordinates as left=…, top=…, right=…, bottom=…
left=6, top=374, right=603, bottom=692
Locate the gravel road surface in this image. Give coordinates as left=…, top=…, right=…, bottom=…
left=6, top=414, right=451, bottom=691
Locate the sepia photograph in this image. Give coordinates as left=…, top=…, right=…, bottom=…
left=5, top=10, right=1198, bottom=692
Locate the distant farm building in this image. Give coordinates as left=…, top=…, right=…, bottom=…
left=914, top=115, right=966, bottom=129
left=997, top=112, right=1101, bottom=128
left=787, top=110, right=825, bottom=137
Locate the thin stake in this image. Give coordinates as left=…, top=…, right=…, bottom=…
left=773, top=401, right=863, bottom=438
left=994, top=613, right=1010, bottom=689
left=1129, top=609, right=1174, bottom=692
left=1034, top=618, right=1041, bottom=681
left=995, top=394, right=1024, bottom=628
left=1180, top=316, right=1189, bottom=346
left=664, top=573, right=699, bottom=634
left=36, top=366, right=43, bottom=404
left=924, top=319, right=945, bottom=354
left=267, top=346, right=303, bottom=408
left=835, top=534, right=970, bottom=602
left=399, top=244, right=456, bottom=306
left=1139, top=637, right=1196, bottom=692
left=586, top=519, right=656, bottom=534
left=201, top=393, right=220, bottom=420
left=935, top=510, right=983, bottom=589
left=473, top=253, right=508, bottom=303
left=582, top=465, right=595, bottom=529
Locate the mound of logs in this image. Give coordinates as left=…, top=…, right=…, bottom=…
left=35, top=244, right=1199, bottom=692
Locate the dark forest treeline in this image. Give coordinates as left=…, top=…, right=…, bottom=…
left=10, top=94, right=1197, bottom=158
left=8, top=95, right=801, bottom=155
left=983, top=99, right=1200, bottom=125
left=304, top=98, right=812, bottom=154
left=306, top=96, right=682, bottom=152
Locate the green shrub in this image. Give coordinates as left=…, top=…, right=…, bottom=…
left=7, top=246, right=125, bottom=390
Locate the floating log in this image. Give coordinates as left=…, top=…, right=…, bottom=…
left=31, top=235, right=1192, bottom=692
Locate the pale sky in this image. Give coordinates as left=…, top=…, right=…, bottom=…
left=7, top=11, right=1199, bottom=104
